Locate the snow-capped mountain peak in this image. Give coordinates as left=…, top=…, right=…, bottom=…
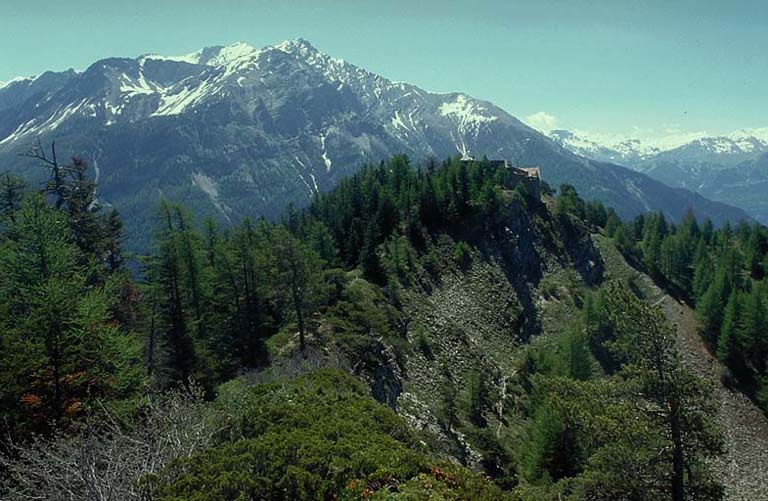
left=201, top=41, right=261, bottom=68
left=728, top=127, right=768, bottom=143
left=138, top=51, right=202, bottom=66
left=0, top=37, right=752, bottom=249
left=139, top=41, right=263, bottom=68
left=274, top=37, right=318, bottom=55
left=0, top=40, right=291, bottom=138
left=549, top=126, right=768, bottom=168
left=0, top=75, right=37, bottom=91
left=549, top=129, right=666, bottom=165
left=692, top=128, right=768, bottom=155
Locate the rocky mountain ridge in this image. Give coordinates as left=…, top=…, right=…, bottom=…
left=0, top=39, right=750, bottom=249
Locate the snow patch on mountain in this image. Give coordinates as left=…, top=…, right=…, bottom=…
left=0, top=99, right=89, bottom=145
left=119, top=72, right=161, bottom=97
left=276, top=38, right=347, bottom=80
left=731, top=127, right=768, bottom=143
left=439, top=95, right=497, bottom=126
left=0, top=75, right=34, bottom=91
left=391, top=109, right=418, bottom=136
left=153, top=78, right=221, bottom=116
left=140, top=52, right=202, bottom=65
left=320, top=134, right=333, bottom=171
left=0, top=119, right=37, bottom=145
left=209, top=42, right=262, bottom=76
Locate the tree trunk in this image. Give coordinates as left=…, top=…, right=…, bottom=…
left=289, top=252, right=306, bottom=354
left=147, top=291, right=157, bottom=376
left=51, top=321, right=62, bottom=418
left=292, top=281, right=306, bottom=354
left=670, top=396, right=686, bottom=501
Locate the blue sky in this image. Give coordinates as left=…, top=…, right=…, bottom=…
left=1, top=0, right=765, bottom=137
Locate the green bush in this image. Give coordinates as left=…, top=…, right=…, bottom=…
left=452, top=241, right=472, bottom=269
left=413, top=326, right=434, bottom=359
left=150, top=370, right=507, bottom=500
left=151, top=370, right=421, bottom=499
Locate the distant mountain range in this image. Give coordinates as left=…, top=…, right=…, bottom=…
left=0, top=39, right=750, bottom=249
left=549, top=128, right=768, bottom=222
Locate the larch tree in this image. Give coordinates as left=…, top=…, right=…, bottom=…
left=602, top=282, right=724, bottom=500
left=0, top=195, right=141, bottom=434
left=272, top=227, right=322, bottom=354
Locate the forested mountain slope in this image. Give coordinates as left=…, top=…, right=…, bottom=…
left=0, top=39, right=749, bottom=250
left=1, top=156, right=765, bottom=499
left=596, top=234, right=768, bottom=499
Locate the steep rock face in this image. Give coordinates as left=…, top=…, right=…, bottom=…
left=354, top=200, right=764, bottom=499
left=364, top=197, right=604, bottom=462
left=0, top=39, right=749, bottom=249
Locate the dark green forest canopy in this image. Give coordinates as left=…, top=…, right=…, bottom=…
left=0, top=154, right=765, bottom=499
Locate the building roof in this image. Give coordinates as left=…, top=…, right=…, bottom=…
left=458, top=155, right=541, bottom=180
left=517, top=167, right=541, bottom=179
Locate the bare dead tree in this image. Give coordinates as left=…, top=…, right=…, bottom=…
left=22, top=139, right=64, bottom=209
left=0, top=383, right=226, bottom=501
left=21, top=139, right=95, bottom=211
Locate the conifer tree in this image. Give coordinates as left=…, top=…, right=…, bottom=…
left=0, top=172, right=26, bottom=226
left=701, top=218, right=714, bottom=245
left=717, top=291, right=740, bottom=365
left=360, top=217, right=383, bottom=280
left=738, top=286, right=767, bottom=373
left=744, top=225, right=765, bottom=279
left=438, top=365, right=458, bottom=430
left=151, top=202, right=197, bottom=384
left=467, top=369, right=489, bottom=427
left=612, top=224, right=631, bottom=251
left=306, top=220, right=339, bottom=266
left=521, top=402, right=582, bottom=484
left=103, top=208, right=125, bottom=273
left=564, top=322, right=593, bottom=381
left=640, top=213, right=668, bottom=275
left=692, top=239, right=713, bottom=303
left=346, top=217, right=364, bottom=266
left=698, top=264, right=733, bottom=344
left=585, top=200, right=608, bottom=228
left=555, top=184, right=585, bottom=219
left=273, top=228, right=321, bottom=353
left=230, top=219, right=269, bottom=368
left=0, top=195, right=141, bottom=432
left=602, top=282, right=724, bottom=500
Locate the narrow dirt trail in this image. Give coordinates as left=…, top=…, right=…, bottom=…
left=659, top=295, right=768, bottom=500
